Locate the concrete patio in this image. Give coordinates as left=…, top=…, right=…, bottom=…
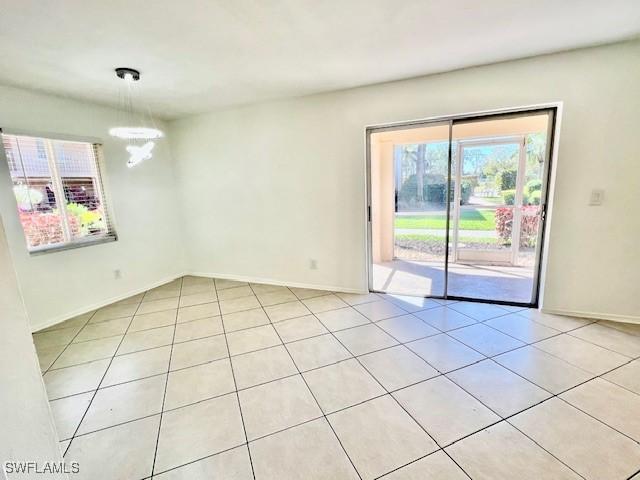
left=372, top=259, right=534, bottom=303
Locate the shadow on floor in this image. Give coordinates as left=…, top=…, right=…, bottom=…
left=372, top=259, right=534, bottom=303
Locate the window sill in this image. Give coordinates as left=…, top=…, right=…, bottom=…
left=28, top=235, right=117, bottom=256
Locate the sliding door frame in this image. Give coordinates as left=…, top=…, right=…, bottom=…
left=365, top=104, right=559, bottom=308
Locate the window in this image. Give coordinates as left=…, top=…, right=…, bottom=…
left=1, top=132, right=116, bottom=253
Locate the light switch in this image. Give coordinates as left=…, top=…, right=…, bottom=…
left=589, top=189, right=604, bottom=206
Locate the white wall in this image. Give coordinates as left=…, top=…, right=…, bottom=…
left=0, top=216, right=66, bottom=479
left=2, top=40, right=638, bottom=328
left=0, top=85, right=185, bottom=331
left=170, top=39, right=640, bottom=322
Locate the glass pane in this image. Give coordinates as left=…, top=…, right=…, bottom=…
left=51, top=140, right=109, bottom=240
left=2, top=134, right=66, bottom=249
left=371, top=122, right=450, bottom=297
left=448, top=112, right=551, bottom=303
left=459, top=142, right=517, bottom=254
left=517, top=133, right=547, bottom=267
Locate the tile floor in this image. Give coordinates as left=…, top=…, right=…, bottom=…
left=33, top=276, right=640, bottom=480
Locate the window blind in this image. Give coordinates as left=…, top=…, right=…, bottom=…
left=2, top=133, right=116, bottom=252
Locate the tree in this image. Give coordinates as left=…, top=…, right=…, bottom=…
left=415, top=144, right=425, bottom=202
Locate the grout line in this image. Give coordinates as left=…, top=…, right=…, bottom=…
left=41, top=310, right=101, bottom=375
left=68, top=330, right=132, bottom=346
left=245, top=283, right=364, bottom=480
left=55, top=350, right=440, bottom=413
left=441, top=350, right=640, bottom=475
left=43, top=302, right=614, bottom=399
left=216, top=280, right=257, bottom=480
left=150, top=441, right=248, bottom=478
left=84, top=312, right=138, bottom=325
left=37, top=292, right=493, bottom=361
left=310, top=305, right=640, bottom=478
left=438, top=365, right=588, bottom=478
left=310, top=307, right=475, bottom=479
left=45, top=353, right=116, bottom=373
left=564, top=327, right=639, bottom=357
left=372, top=448, right=471, bottom=480
left=43, top=304, right=632, bottom=391
left=503, top=418, right=588, bottom=479
left=37, top=279, right=640, bottom=478
left=597, top=367, right=640, bottom=398
left=61, top=295, right=148, bottom=457
left=67, top=295, right=374, bottom=341
left=149, top=277, right=184, bottom=476
left=64, top=412, right=163, bottom=442
left=484, top=314, right=634, bottom=361
left=69, top=367, right=385, bottom=443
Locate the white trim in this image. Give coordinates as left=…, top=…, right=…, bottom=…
left=511, top=135, right=527, bottom=265
left=43, top=138, right=73, bottom=243
left=366, top=103, right=562, bottom=305
left=452, top=141, right=462, bottom=260
left=29, top=232, right=117, bottom=256
left=537, top=103, right=563, bottom=309
left=1, top=127, right=104, bottom=145
left=31, top=272, right=184, bottom=332
left=365, top=102, right=563, bottom=131
left=187, top=270, right=366, bottom=295
left=542, top=307, right=640, bottom=325
left=31, top=266, right=640, bottom=333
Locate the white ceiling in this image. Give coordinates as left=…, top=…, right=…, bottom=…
left=1, top=0, right=639, bottom=119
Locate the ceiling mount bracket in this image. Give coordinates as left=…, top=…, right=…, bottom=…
left=115, top=67, right=140, bottom=81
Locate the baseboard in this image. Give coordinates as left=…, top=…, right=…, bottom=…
left=33, top=270, right=364, bottom=332
left=31, top=272, right=186, bottom=333
left=187, top=270, right=367, bottom=295
left=542, top=307, right=640, bottom=325
left=33, top=269, right=638, bottom=331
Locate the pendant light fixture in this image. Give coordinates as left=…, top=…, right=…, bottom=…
left=110, top=67, right=163, bottom=168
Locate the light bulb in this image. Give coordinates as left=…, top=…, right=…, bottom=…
left=124, top=72, right=134, bottom=82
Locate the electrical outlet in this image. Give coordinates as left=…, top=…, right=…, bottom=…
left=309, top=259, right=318, bottom=270
left=114, top=269, right=122, bottom=279
left=589, top=189, right=604, bottom=206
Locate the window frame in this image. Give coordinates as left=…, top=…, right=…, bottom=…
left=0, top=128, right=118, bottom=255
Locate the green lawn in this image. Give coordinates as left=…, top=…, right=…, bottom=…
left=396, top=233, right=499, bottom=245
left=395, top=208, right=496, bottom=231
left=478, top=196, right=503, bottom=206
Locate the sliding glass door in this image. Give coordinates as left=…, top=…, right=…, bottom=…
left=368, top=108, right=555, bottom=306
left=369, top=121, right=450, bottom=297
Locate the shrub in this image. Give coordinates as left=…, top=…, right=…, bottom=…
left=495, top=168, right=517, bottom=191
left=502, top=189, right=516, bottom=205
left=494, top=206, right=540, bottom=247
left=525, top=179, right=542, bottom=196
left=18, top=212, right=80, bottom=248
left=398, top=174, right=420, bottom=204
left=520, top=211, right=540, bottom=247
left=399, top=175, right=472, bottom=206
left=495, top=207, right=512, bottom=244
left=529, top=190, right=541, bottom=205
left=461, top=175, right=479, bottom=189
left=501, top=189, right=532, bottom=206
left=424, top=173, right=446, bottom=185
left=460, top=181, right=473, bottom=205
left=66, top=203, right=105, bottom=234
left=399, top=174, right=449, bottom=205
left=425, top=183, right=446, bottom=204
